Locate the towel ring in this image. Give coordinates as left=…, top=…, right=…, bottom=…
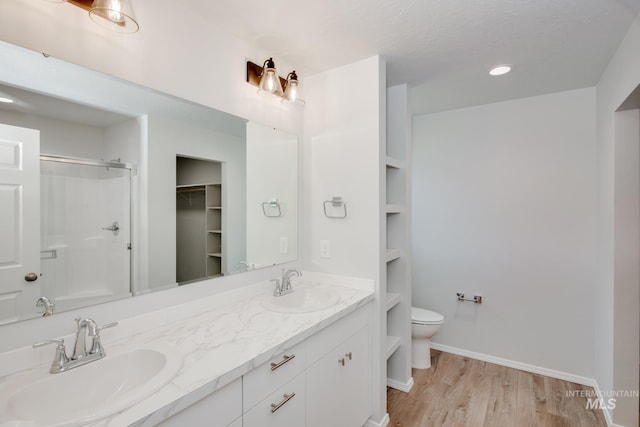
left=323, top=197, right=347, bottom=218
left=262, top=198, right=282, bottom=217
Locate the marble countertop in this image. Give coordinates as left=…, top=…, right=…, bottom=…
left=0, top=274, right=374, bottom=426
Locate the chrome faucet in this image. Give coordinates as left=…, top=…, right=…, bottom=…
left=36, top=296, right=55, bottom=317
left=33, top=317, right=118, bottom=373
left=272, top=268, right=302, bottom=297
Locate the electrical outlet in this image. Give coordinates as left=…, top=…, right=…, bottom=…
left=280, top=237, right=288, bottom=254
left=320, top=240, right=330, bottom=258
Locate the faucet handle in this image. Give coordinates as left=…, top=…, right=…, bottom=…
left=33, top=338, right=65, bottom=349
left=88, top=322, right=118, bottom=356
left=33, top=339, right=69, bottom=373
left=95, top=322, right=118, bottom=336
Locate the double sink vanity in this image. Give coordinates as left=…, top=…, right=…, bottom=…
left=0, top=272, right=374, bottom=426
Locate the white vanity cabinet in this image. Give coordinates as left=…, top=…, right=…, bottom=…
left=306, top=306, right=371, bottom=427
left=157, top=303, right=371, bottom=427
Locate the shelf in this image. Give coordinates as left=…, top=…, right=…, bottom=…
left=386, top=293, right=401, bottom=311
left=207, top=230, right=222, bottom=233
left=385, top=204, right=402, bottom=214
left=177, top=183, right=221, bottom=188
left=207, top=207, right=222, bottom=210
left=207, top=253, right=222, bottom=258
left=386, top=335, right=401, bottom=360
left=386, top=249, right=401, bottom=262
left=386, top=156, right=402, bottom=169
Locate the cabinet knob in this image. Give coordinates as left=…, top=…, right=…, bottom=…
left=338, top=357, right=345, bottom=366
left=345, top=352, right=352, bottom=361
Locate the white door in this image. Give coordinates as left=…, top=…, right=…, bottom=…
left=0, top=123, right=40, bottom=324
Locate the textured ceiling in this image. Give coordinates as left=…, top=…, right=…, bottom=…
left=192, top=0, right=640, bottom=114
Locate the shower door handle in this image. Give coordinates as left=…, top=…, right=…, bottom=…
left=102, top=221, right=120, bottom=236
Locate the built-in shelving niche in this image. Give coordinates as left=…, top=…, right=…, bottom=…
left=383, top=85, right=412, bottom=393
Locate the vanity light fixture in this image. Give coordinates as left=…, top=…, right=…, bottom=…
left=246, top=58, right=305, bottom=107
left=489, top=64, right=512, bottom=76
left=89, top=0, right=139, bottom=34
left=45, top=0, right=140, bottom=34
left=282, top=71, right=305, bottom=107
left=257, top=57, right=284, bottom=98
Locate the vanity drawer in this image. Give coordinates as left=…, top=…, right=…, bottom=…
left=243, top=372, right=305, bottom=427
left=243, top=340, right=306, bottom=411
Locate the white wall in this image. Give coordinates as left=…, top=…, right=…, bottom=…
left=412, top=87, right=598, bottom=379
left=0, top=110, right=106, bottom=159
left=596, top=12, right=640, bottom=425
left=302, top=55, right=386, bottom=423
left=246, top=122, right=298, bottom=269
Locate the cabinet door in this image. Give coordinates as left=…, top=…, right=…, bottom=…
left=244, top=372, right=305, bottom=427
left=341, top=326, right=370, bottom=427
left=307, top=325, right=370, bottom=427
left=306, top=342, right=343, bottom=427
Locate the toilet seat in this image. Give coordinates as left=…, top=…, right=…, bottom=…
left=411, top=307, right=444, bottom=325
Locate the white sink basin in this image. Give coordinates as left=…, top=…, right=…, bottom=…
left=1, top=345, right=183, bottom=427
left=262, top=284, right=340, bottom=313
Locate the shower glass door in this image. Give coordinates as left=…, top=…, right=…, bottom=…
left=40, top=156, right=132, bottom=312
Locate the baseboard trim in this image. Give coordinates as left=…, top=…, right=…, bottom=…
left=365, top=413, right=390, bottom=427
left=430, top=343, right=596, bottom=387
left=592, top=380, right=623, bottom=427
left=387, top=376, right=414, bottom=393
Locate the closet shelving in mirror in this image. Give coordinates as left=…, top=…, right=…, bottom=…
left=206, top=184, right=223, bottom=277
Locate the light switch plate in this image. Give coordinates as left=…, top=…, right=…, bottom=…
left=320, top=240, right=330, bottom=258
left=279, top=237, right=288, bottom=254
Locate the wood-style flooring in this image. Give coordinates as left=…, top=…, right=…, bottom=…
left=387, top=350, right=607, bottom=427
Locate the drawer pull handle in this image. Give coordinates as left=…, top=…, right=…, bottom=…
left=338, top=357, right=345, bottom=366
left=345, top=351, right=352, bottom=360
left=271, top=353, right=295, bottom=371
left=271, top=392, right=295, bottom=413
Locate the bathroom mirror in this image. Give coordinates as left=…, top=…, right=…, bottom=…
left=0, top=41, right=298, bottom=324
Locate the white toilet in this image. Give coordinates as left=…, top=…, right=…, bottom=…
left=411, top=307, right=445, bottom=369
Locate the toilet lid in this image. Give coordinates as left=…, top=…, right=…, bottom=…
left=411, top=307, right=444, bottom=325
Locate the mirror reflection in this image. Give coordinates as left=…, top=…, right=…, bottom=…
left=0, top=42, right=298, bottom=324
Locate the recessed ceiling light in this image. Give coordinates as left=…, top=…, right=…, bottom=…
left=0, top=97, right=14, bottom=104
left=489, top=65, right=512, bottom=76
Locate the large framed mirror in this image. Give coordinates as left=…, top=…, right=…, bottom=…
left=0, top=41, right=298, bottom=324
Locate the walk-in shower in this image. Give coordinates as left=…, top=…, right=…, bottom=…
left=39, top=155, right=133, bottom=313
